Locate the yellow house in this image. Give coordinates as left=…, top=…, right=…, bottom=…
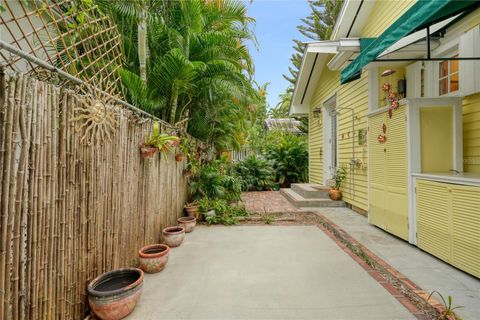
left=290, top=0, right=480, bottom=278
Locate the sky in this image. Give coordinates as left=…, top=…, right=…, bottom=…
left=246, top=0, right=311, bottom=109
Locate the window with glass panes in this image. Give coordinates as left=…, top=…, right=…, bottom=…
left=439, top=55, right=459, bottom=95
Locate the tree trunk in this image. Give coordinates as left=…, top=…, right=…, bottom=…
left=138, top=9, right=147, bottom=82
left=169, top=85, right=179, bottom=124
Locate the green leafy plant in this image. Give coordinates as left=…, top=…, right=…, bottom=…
left=188, top=159, right=241, bottom=202
left=199, top=198, right=250, bottom=225
left=330, top=166, right=347, bottom=190
left=265, top=131, right=308, bottom=187
left=144, top=122, right=179, bottom=158
left=428, top=291, right=463, bottom=320
left=261, top=214, right=274, bottom=225
left=232, top=155, right=275, bottom=191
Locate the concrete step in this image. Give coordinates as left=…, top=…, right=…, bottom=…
left=280, top=188, right=346, bottom=208
left=291, top=183, right=330, bottom=199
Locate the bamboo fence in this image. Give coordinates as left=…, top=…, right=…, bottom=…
left=0, top=72, right=202, bottom=320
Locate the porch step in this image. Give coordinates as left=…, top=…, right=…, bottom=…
left=291, top=183, right=330, bottom=199
left=280, top=188, right=345, bottom=208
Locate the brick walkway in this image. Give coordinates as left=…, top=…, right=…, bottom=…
left=241, top=191, right=300, bottom=213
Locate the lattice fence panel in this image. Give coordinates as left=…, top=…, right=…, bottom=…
left=0, top=0, right=124, bottom=96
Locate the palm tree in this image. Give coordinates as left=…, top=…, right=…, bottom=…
left=101, top=0, right=258, bottom=148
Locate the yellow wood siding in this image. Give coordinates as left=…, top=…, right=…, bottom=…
left=309, top=63, right=339, bottom=184
left=368, top=106, right=409, bottom=240
left=463, top=92, right=480, bottom=173
left=416, top=180, right=480, bottom=278
left=361, top=0, right=415, bottom=37
left=337, top=75, right=369, bottom=210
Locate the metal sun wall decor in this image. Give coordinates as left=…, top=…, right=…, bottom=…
left=72, top=81, right=120, bottom=145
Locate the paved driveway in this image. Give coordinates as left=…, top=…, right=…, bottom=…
left=127, top=226, right=415, bottom=320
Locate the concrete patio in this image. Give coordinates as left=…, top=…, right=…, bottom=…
left=314, top=207, right=480, bottom=320
left=127, top=226, right=414, bottom=320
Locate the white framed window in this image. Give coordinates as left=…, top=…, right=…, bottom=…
left=438, top=54, right=459, bottom=96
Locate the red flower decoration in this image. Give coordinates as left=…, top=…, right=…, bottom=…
left=388, top=92, right=397, bottom=101
left=382, top=83, right=391, bottom=92
left=391, top=100, right=399, bottom=110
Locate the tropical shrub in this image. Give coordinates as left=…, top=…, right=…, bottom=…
left=232, top=155, right=275, bottom=191
left=188, top=158, right=241, bottom=202
left=198, top=198, right=249, bottom=225
left=265, top=131, right=308, bottom=187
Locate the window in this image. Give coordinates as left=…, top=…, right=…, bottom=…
left=439, top=55, right=459, bottom=95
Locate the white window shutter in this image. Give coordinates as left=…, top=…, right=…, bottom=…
left=459, top=25, right=480, bottom=96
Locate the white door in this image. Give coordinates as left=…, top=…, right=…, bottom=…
left=322, top=95, right=338, bottom=186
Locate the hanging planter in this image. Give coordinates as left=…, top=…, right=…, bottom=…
left=178, top=216, right=196, bottom=233
left=88, top=268, right=144, bottom=320
left=162, top=226, right=185, bottom=247
left=175, top=153, right=184, bottom=162
left=139, top=143, right=158, bottom=158
left=138, top=244, right=170, bottom=273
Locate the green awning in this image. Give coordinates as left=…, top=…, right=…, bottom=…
left=341, top=0, right=479, bottom=84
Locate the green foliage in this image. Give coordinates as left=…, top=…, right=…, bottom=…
left=144, top=122, right=180, bottom=158
left=428, top=291, right=463, bottom=320
left=188, top=158, right=241, bottom=202
left=261, top=214, right=274, bottom=225
left=232, top=155, right=275, bottom=191
left=330, top=166, right=347, bottom=190
left=198, top=198, right=250, bottom=225
left=283, top=0, right=343, bottom=86
left=264, top=131, right=308, bottom=186
left=99, top=0, right=260, bottom=149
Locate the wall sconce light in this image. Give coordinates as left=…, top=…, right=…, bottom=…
left=312, top=107, right=322, bottom=118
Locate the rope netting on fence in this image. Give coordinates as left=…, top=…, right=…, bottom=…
left=0, top=0, right=124, bottom=96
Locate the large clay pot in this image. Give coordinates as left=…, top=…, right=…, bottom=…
left=88, top=268, right=144, bottom=320
left=178, top=216, right=196, bottom=233
left=139, top=144, right=157, bottom=158
left=138, top=244, right=170, bottom=273
left=328, top=189, right=342, bottom=201
left=184, top=204, right=199, bottom=218
left=162, top=226, right=185, bottom=247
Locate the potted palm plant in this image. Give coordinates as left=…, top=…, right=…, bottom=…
left=328, top=166, right=347, bottom=201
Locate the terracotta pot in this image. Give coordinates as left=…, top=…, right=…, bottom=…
left=184, top=204, right=199, bottom=217
left=328, top=189, right=342, bottom=201
left=138, top=244, right=170, bottom=273
left=162, top=226, right=185, bottom=247
left=175, top=153, right=184, bottom=162
left=139, top=144, right=157, bottom=158
left=178, top=216, right=196, bottom=233
left=88, top=268, right=144, bottom=320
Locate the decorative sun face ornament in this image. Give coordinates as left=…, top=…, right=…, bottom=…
left=72, top=83, right=120, bottom=145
